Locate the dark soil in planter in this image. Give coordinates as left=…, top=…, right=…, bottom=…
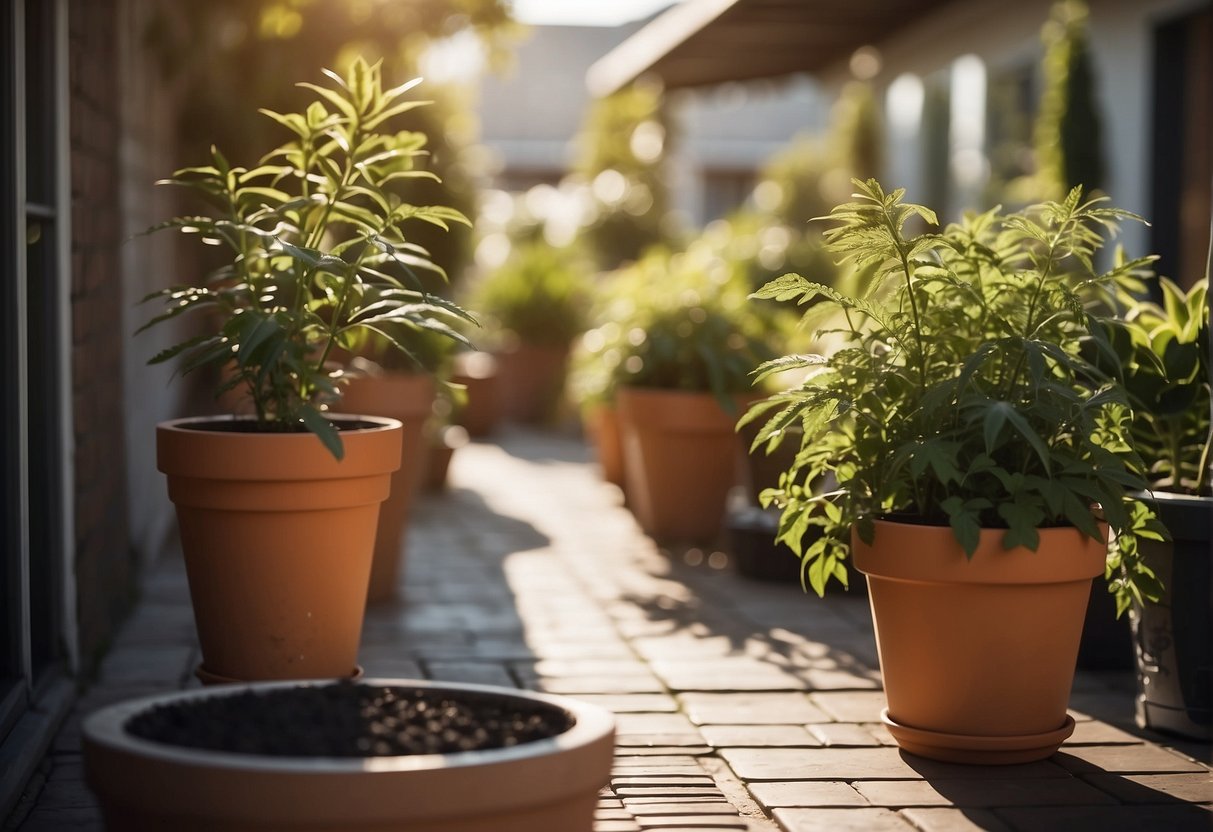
left=125, top=682, right=575, bottom=757
left=184, top=417, right=385, bottom=434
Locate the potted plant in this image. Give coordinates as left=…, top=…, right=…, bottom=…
left=610, top=249, right=776, bottom=543
left=1109, top=275, right=1211, bottom=739
left=83, top=678, right=615, bottom=831
left=141, top=59, right=472, bottom=682
left=744, top=180, right=1162, bottom=763
left=468, top=241, right=591, bottom=423
left=340, top=331, right=457, bottom=602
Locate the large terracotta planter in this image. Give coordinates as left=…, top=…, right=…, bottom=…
left=615, top=386, right=747, bottom=543
left=83, top=678, right=615, bottom=832
left=157, top=416, right=402, bottom=682
left=495, top=342, right=569, bottom=424
left=584, top=403, right=626, bottom=490
left=852, top=520, right=1106, bottom=764
left=1131, top=492, right=1212, bottom=740
left=340, top=374, right=436, bottom=602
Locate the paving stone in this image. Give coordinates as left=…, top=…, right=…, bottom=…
left=724, top=747, right=921, bottom=781
left=899, top=807, right=1012, bottom=831
left=574, top=694, right=680, bottom=713
left=808, top=723, right=884, bottom=747
left=617, top=714, right=701, bottom=735
left=595, top=821, right=643, bottom=832
left=423, top=661, right=516, bottom=687
left=1053, top=745, right=1210, bottom=774
left=853, top=777, right=1116, bottom=807
left=1080, top=772, right=1213, bottom=803
left=615, top=776, right=717, bottom=787
left=746, top=781, right=867, bottom=809
left=624, top=802, right=740, bottom=816
left=616, top=786, right=726, bottom=799
left=526, top=675, right=667, bottom=694
left=994, top=803, right=1213, bottom=832
left=678, top=693, right=830, bottom=725
left=698, top=725, right=820, bottom=748
left=632, top=816, right=747, bottom=828
left=12, top=807, right=103, bottom=831
left=773, top=807, right=917, bottom=831
left=1064, top=720, right=1145, bottom=745
left=651, top=659, right=808, bottom=692
left=797, top=667, right=881, bottom=691
left=808, top=691, right=888, bottom=723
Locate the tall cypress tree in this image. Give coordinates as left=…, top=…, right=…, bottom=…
left=1035, top=0, right=1105, bottom=197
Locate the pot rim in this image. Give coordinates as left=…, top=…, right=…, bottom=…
left=82, top=677, right=614, bottom=774
left=158, top=413, right=403, bottom=435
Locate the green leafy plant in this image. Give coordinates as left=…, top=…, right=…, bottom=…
left=1106, top=277, right=1211, bottom=495
left=139, top=58, right=474, bottom=458
left=590, top=248, right=777, bottom=408
left=469, top=242, right=591, bottom=348
left=744, top=179, right=1163, bottom=610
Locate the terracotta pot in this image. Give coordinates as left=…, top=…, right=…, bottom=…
left=452, top=351, right=500, bottom=438
left=494, top=343, right=569, bottom=424
left=423, top=426, right=468, bottom=492
left=615, top=387, right=748, bottom=543
left=585, top=403, right=626, bottom=490
left=83, top=678, right=615, bottom=832
left=852, top=519, right=1107, bottom=764
left=157, top=415, right=402, bottom=682
left=340, top=374, right=436, bottom=602
left=1131, top=492, right=1212, bottom=740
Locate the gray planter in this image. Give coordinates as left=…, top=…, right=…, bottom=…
left=1130, top=492, right=1212, bottom=740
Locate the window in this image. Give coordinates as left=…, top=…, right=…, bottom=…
left=0, top=0, right=75, bottom=817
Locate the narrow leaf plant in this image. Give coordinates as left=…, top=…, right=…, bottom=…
left=139, top=58, right=473, bottom=459
left=743, top=179, right=1164, bottom=612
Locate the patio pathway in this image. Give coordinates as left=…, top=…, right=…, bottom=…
left=6, top=429, right=1212, bottom=831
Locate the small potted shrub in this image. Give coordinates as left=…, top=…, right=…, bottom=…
left=341, top=330, right=457, bottom=602
left=612, top=250, right=776, bottom=543
left=1109, top=275, right=1210, bottom=739
left=468, top=241, right=591, bottom=423
left=746, top=180, right=1162, bottom=763
left=141, top=59, right=472, bottom=682
left=83, top=678, right=615, bottom=831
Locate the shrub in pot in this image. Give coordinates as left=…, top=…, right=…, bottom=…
left=1107, top=275, right=1211, bottom=739
left=611, top=250, right=777, bottom=543
left=341, top=331, right=457, bottom=602
left=467, top=241, right=591, bottom=423
left=745, top=180, right=1162, bottom=763
left=141, top=60, right=472, bottom=682
left=83, top=678, right=615, bottom=831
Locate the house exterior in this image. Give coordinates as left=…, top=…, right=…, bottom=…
left=476, top=20, right=830, bottom=226
left=1, top=0, right=185, bottom=816
left=592, top=0, right=1212, bottom=282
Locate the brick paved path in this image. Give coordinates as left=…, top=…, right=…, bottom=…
left=7, top=430, right=1211, bottom=831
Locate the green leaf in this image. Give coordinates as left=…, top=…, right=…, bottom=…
left=997, top=502, right=1044, bottom=550
left=298, top=405, right=344, bottom=461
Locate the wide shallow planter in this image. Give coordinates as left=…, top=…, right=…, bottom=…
left=494, top=342, right=569, bottom=424
left=616, top=387, right=747, bottom=543
left=340, top=374, right=436, bottom=602
left=83, top=678, right=615, bottom=832
left=853, top=520, right=1106, bottom=764
left=157, top=415, right=402, bottom=683
left=1131, top=492, right=1212, bottom=740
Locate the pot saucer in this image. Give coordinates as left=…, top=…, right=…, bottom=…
left=881, top=709, right=1075, bottom=764
left=195, top=664, right=365, bottom=686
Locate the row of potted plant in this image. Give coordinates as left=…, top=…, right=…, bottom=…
left=84, top=61, right=616, bottom=831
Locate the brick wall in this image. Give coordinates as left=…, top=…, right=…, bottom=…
left=68, top=0, right=135, bottom=668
